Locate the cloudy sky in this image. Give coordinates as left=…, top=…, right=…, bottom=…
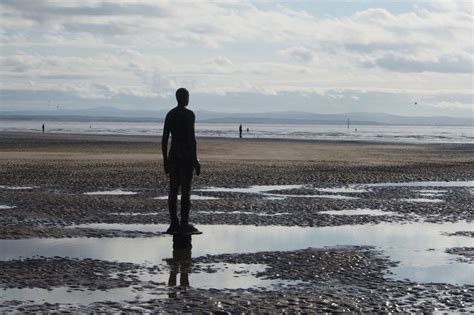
left=1, top=0, right=472, bottom=117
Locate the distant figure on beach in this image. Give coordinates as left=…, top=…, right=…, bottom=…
left=42, top=124, right=45, bottom=133
left=247, top=127, right=249, bottom=132
left=239, top=124, right=242, bottom=138
left=162, top=88, right=201, bottom=235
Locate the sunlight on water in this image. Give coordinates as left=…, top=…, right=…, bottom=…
left=195, top=185, right=304, bottom=193
left=1, top=222, right=472, bottom=285
left=400, top=198, right=444, bottom=203
left=83, top=190, right=138, bottom=196
left=154, top=195, right=219, bottom=200
left=0, top=185, right=38, bottom=190
left=358, top=181, right=473, bottom=188
left=319, top=209, right=401, bottom=216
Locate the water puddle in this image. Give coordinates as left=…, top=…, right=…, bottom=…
left=416, top=189, right=446, bottom=194
left=84, top=190, right=138, bottom=196
left=419, top=193, right=441, bottom=197
left=110, top=212, right=159, bottom=216
left=0, top=263, right=289, bottom=306
left=195, top=185, right=360, bottom=200
left=0, top=287, right=164, bottom=305
left=139, top=263, right=292, bottom=290
left=194, top=181, right=472, bottom=201
left=265, top=193, right=359, bottom=200
left=264, top=196, right=286, bottom=200
left=196, top=211, right=290, bottom=217
left=315, top=187, right=368, bottom=193
left=400, top=198, right=444, bottom=203
left=0, top=185, right=38, bottom=190
left=154, top=195, right=219, bottom=200
left=319, top=209, right=401, bottom=216
left=358, top=180, right=473, bottom=188
left=0, top=205, right=15, bottom=210
left=2, top=222, right=472, bottom=285
left=195, top=185, right=304, bottom=194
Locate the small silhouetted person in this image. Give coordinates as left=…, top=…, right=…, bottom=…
left=42, top=124, right=45, bottom=133
left=166, top=234, right=192, bottom=289
left=239, top=124, right=242, bottom=138
left=162, top=88, right=201, bottom=235
left=247, top=127, right=249, bottom=132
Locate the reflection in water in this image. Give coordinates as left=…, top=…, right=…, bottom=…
left=0, top=233, right=291, bottom=305
left=2, top=222, right=473, bottom=285
left=166, top=235, right=192, bottom=289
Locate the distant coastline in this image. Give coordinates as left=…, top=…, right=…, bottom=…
left=0, top=111, right=472, bottom=127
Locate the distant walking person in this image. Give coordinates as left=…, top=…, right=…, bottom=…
left=162, top=88, right=201, bottom=235
left=239, top=124, right=242, bottom=138
left=42, top=124, right=45, bottom=133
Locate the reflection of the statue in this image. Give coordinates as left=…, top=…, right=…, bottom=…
left=166, top=234, right=192, bottom=291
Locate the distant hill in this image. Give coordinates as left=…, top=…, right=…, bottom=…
left=0, top=107, right=471, bottom=126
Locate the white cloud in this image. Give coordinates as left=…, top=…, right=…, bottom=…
left=0, top=0, right=472, bottom=116
left=280, top=46, right=314, bottom=63
left=210, top=56, right=233, bottom=66
left=432, top=101, right=473, bottom=110
left=363, top=53, right=473, bottom=73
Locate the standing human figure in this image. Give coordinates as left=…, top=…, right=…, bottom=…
left=42, top=124, right=45, bottom=133
left=162, top=88, right=201, bottom=234
left=239, top=124, right=242, bottom=138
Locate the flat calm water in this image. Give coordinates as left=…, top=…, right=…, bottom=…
left=1, top=222, right=472, bottom=285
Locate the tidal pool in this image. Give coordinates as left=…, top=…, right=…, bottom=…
left=0, top=263, right=290, bottom=305
left=83, top=190, right=137, bottom=196
left=400, top=198, right=444, bottom=203
left=154, top=195, right=219, bottom=200
left=0, top=185, right=38, bottom=190
left=315, top=187, right=368, bottom=193
left=1, top=221, right=472, bottom=285
left=319, top=209, right=401, bottom=216
left=264, top=193, right=359, bottom=200
left=357, top=180, right=473, bottom=188
left=195, top=185, right=304, bottom=194
left=196, top=210, right=290, bottom=217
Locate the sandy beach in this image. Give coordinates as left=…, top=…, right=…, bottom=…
left=0, top=131, right=473, bottom=312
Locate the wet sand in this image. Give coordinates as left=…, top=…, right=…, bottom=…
left=0, top=131, right=473, bottom=312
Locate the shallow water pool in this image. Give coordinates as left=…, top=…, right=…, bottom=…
left=1, top=221, right=472, bottom=285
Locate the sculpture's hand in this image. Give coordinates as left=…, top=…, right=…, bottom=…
left=195, top=161, right=201, bottom=176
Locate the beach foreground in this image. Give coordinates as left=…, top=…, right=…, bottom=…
left=0, top=132, right=473, bottom=312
